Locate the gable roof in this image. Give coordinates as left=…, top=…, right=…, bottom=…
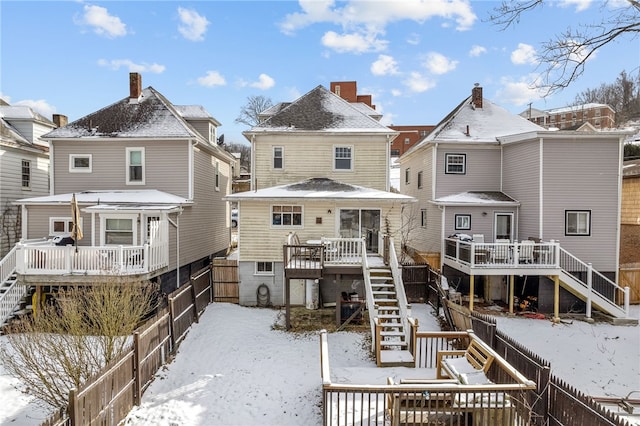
left=225, top=177, right=415, bottom=202
left=245, top=85, right=393, bottom=134
left=0, top=117, right=49, bottom=154
left=405, top=94, right=543, bottom=156
left=16, top=189, right=192, bottom=206
left=0, top=105, right=55, bottom=126
left=43, top=87, right=202, bottom=139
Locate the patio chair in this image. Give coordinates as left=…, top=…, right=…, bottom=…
left=491, top=239, right=511, bottom=263
left=519, top=240, right=535, bottom=263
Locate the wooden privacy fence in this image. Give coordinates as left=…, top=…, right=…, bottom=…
left=212, top=258, right=239, bottom=303
left=41, top=266, right=213, bottom=426
left=619, top=263, right=640, bottom=304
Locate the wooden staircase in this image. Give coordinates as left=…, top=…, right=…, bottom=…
left=368, top=266, right=414, bottom=367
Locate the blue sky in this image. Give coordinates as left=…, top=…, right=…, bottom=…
left=1, top=0, right=637, bottom=145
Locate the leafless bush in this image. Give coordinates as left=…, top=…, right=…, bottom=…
left=0, top=278, right=158, bottom=410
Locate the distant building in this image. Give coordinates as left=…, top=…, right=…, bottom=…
left=328, top=81, right=435, bottom=156
left=521, top=103, right=616, bottom=130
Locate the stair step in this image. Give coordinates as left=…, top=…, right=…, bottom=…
left=381, top=340, right=408, bottom=348
left=376, top=306, right=399, bottom=311
left=373, top=290, right=396, bottom=296
left=371, top=283, right=394, bottom=288
left=379, top=349, right=414, bottom=367
left=373, top=298, right=397, bottom=304
left=380, top=330, right=405, bottom=337
left=378, top=314, right=401, bottom=320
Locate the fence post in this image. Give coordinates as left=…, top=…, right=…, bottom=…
left=168, top=297, right=176, bottom=354
left=133, top=331, right=141, bottom=405
left=68, top=388, right=77, bottom=426
left=191, top=283, right=199, bottom=323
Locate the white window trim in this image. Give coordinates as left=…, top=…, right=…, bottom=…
left=49, top=217, right=83, bottom=236
left=214, top=160, right=220, bottom=192
left=69, top=154, right=92, bottom=173
left=254, top=261, right=274, bottom=276
left=333, top=145, right=353, bottom=171
left=100, top=214, right=138, bottom=246
left=21, top=159, right=31, bottom=189
left=270, top=204, right=304, bottom=228
left=273, top=146, right=284, bottom=170
left=126, top=147, right=145, bottom=185
left=421, top=209, right=427, bottom=228
left=455, top=214, right=471, bottom=230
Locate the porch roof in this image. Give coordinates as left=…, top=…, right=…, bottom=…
left=225, top=177, right=415, bottom=203
left=15, top=189, right=193, bottom=207
left=83, top=204, right=182, bottom=213
left=431, top=191, right=519, bottom=206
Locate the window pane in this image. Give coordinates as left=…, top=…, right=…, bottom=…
left=129, top=151, right=142, bottom=165
left=130, top=165, right=142, bottom=181
left=74, top=157, right=90, bottom=168
left=53, top=221, right=65, bottom=232
left=335, top=147, right=351, bottom=169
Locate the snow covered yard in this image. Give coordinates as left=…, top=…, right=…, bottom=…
left=0, top=302, right=638, bottom=425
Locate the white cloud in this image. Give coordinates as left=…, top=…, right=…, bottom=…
left=494, top=75, right=547, bottom=106
left=321, top=30, right=387, bottom=53
left=280, top=0, right=476, bottom=54
left=469, top=45, right=487, bottom=57
left=371, top=55, right=399, bottom=76
left=74, top=4, right=127, bottom=38
left=390, top=88, right=402, bottom=97
left=406, top=33, right=420, bottom=45
left=423, top=52, right=458, bottom=75
left=97, top=59, right=165, bottom=73
left=403, top=72, right=436, bottom=93
left=558, top=0, right=592, bottom=12
left=14, top=99, right=57, bottom=120
left=177, top=7, right=209, bottom=42
left=564, top=38, right=596, bottom=63
left=511, top=43, right=538, bottom=65
left=249, top=74, right=275, bottom=90
left=197, top=71, right=226, bottom=87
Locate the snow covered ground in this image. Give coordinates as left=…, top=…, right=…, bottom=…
left=1, top=303, right=638, bottom=425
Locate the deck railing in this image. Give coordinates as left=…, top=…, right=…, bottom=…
left=15, top=241, right=169, bottom=276
left=321, top=330, right=536, bottom=426
left=444, top=238, right=560, bottom=269
left=0, top=245, right=26, bottom=325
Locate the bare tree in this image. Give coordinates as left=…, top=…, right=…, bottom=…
left=235, top=95, right=274, bottom=127
left=489, top=0, right=640, bottom=95
left=0, top=279, right=158, bottom=410
left=574, top=70, right=640, bottom=124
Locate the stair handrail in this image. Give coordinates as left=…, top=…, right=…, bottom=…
left=0, top=245, right=27, bottom=325
left=387, top=237, right=412, bottom=344
left=559, top=247, right=630, bottom=317
left=361, top=238, right=379, bottom=350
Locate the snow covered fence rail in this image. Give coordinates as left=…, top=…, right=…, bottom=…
left=40, top=266, right=214, bottom=426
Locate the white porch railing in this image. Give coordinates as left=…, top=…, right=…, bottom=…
left=321, top=237, right=363, bottom=264
left=15, top=242, right=169, bottom=276
left=0, top=245, right=27, bottom=325
left=444, top=238, right=560, bottom=268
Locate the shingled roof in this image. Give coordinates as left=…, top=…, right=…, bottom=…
left=247, top=85, right=391, bottom=133
left=43, top=87, right=202, bottom=139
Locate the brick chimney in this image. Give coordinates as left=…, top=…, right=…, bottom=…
left=129, top=72, right=142, bottom=99
left=52, top=114, right=68, bottom=128
left=471, top=83, right=482, bottom=109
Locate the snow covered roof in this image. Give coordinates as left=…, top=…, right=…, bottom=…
left=174, top=105, right=221, bottom=126
left=432, top=191, right=519, bottom=206
left=43, top=87, right=202, bottom=139
left=0, top=105, right=54, bottom=125
left=16, top=189, right=192, bottom=206
left=426, top=97, right=543, bottom=144
left=546, top=103, right=612, bottom=114
left=246, top=85, right=393, bottom=133
left=0, top=118, right=49, bottom=153
left=225, top=177, right=415, bottom=202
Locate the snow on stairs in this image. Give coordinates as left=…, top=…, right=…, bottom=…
left=368, top=267, right=414, bottom=367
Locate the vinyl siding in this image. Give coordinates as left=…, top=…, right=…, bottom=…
left=434, top=145, right=501, bottom=198
left=253, top=134, right=388, bottom=190
left=503, top=140, right=541, bottom=241
left=52, top=140, right=190, bottom=197
left=541, top=136, right=620, bottom=271
left=237, top=199, right=404, bottom=261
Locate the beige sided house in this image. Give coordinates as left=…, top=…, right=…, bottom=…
left=400, top=84, right=635, bottom=323
left=3, top=73, right=235, bottom=320
left=227, top=85, right=420, bottom=364
left=0, top=102, right=54, bottom=256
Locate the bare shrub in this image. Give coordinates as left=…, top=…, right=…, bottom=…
left=0, top=278, right=158, bottom=410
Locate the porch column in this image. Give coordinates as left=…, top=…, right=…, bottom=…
left=553, top=275, right=560, bottom=323
left=508, top=275, right=515, bottom=315
left=469, top=275, right=475, bottom=311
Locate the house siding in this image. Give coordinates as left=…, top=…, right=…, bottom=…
left=253, top=134, right=388, bottom=191
left=434, top=145, right=501, bottom=198
left=52, top=140, right=190, bottom=198
left=238, top=260, right=284, bottom=306
left=503, top=140, right=541, bottom=241
left=541, top=136, right=620, bottom=271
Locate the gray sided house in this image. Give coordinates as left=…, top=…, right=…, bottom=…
left=0, top=103, right=54, bottom=256
left=227, top=85, right=416, bottom=310
left=400, top=84, right=634, bottom=321
left=12, top=73, right=235, bottom=297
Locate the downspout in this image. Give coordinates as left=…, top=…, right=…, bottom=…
left=440, top=205, right=445, bottom=271
left=386, top=134, right=391, bottom=192
left=615, top=135, right=624, bottom=284
left=20, top=205, right=27, bottom=240
left=250, top=134, right=256, bottom=191
left=49, top=141, right=54, bottom=196
left=539, top=137, right=544, bottom=239
left=167, top=210, right=182, bottom=289
left=189, top=139, right=197, bottom=200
